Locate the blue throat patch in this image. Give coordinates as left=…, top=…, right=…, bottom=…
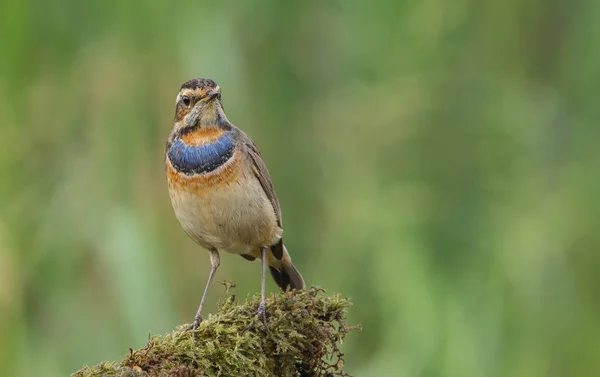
left=168, top=131, right=235, bottom=175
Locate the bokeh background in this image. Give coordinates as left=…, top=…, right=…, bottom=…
left=2, top=0, right=600, bottom=376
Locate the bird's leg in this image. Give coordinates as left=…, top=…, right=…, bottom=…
left=244, top=247, right=269, bottom=331
left=258, top=246, right=268, bottom=327
left=186, top=248, right=220, bottom=334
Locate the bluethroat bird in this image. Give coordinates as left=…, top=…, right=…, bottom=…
left=165, top=78, right=305, bottom=331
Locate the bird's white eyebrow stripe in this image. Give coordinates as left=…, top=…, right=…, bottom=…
left=175, top=86, right=219, bottom=105
left=176, top=91, right=189, bottom=104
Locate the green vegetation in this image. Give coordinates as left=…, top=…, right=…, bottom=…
left=73, top=287, right=357, bottom=377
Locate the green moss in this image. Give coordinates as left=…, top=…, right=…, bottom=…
left=72, top=286, right=359, bottom=377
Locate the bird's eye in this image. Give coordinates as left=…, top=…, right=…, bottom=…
left=182, top=96, right=191, bottom=106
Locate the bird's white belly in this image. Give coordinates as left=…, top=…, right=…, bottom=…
left=168, top=168, right=282, bottom=255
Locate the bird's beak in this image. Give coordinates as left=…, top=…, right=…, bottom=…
left=200, top=91, right=220, bottom=103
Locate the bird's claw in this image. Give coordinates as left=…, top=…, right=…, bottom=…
left=185, top=313, right=203, bottom=339
left=258, top=302, right=268, bottom=328
left=243, top=302, right=268, bottom=332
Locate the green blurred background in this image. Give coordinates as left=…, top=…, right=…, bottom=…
left=2, top=0, right=600, bottom=376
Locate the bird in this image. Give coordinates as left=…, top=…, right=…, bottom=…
left=165, top=78, right=305, bottom=331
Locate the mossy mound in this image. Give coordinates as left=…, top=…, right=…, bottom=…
left=72, top=286, right=359, bottom=377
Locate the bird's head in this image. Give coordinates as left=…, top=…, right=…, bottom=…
left=172, top=78, right=226, bottom=135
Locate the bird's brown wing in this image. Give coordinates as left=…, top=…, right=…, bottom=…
left=243, top=136, right=284, bottom=259
left=244, top=138, right=282, bottom=226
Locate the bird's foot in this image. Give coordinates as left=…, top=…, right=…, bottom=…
left=243, top=301, right=268, bottom=332
left=185, top=312, right=203, bottom=339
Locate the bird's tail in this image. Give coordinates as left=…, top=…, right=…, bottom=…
left=268, top=245, right=305, bottom=291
